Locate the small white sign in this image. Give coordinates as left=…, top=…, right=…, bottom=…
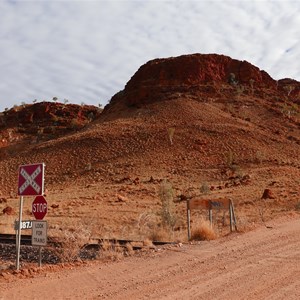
left=32, top=220, right=47, bottom=246
left=14, top=220, right=33, bottom=230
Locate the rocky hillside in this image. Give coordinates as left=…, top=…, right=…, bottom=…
left=0, top=101, right=101, bottom=155
left=0, top=53, right=300, bottom=208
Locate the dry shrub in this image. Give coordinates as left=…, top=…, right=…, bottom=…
left=125, top=243, right=135, bottom=256
left=235, top=212, right=252, bottom=232
left=159, top=179, right=178, bottom=229
left=98, top=240, right=124, bottom=261
left=137, top=211, right=159, bottom=236
left=147, top=226, right=172, bottom=242
left=191, top=220, right=217, bottom=241
left=50, top=225, right=91, bottom=263
left=136, top=211, right=175, bottom=242
left=48, top=219, right=92, bottom=262
left=143, top=238, right=154, bottom=248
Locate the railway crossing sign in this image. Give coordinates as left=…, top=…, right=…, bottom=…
left=18, top=163, right=45, bottom=196
left=16, top=162, right=46, bottom=270
left=32, top=196, right=48, bottom=220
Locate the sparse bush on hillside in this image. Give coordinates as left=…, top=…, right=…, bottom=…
left=137, top=211, right=158, bottom=233
left=70, top=118, right=82, bottom=129
left=228, top=73, right=238, bottom=86
left=255, top=150, right=265, bottom=164
left=136, top=211, right=181, bottom=242
left=236, top=84, right=244, bottom=98
left=224, top=149, right=236, bottom=167
left=223, top=149, right=241, bottom=174
left=249, top=79, right=255, bottom=95
left=158, top=179, right=177, bottom=229
left=200, top=182, right=211, bottom=195
left=281, top=102, right=299, bottom=119
left=167, top=127, right=175, bottom=145
left=284, top=85, right=295, bottom=96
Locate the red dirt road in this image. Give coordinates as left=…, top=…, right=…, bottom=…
left=1, top=217, right=300, bottom=300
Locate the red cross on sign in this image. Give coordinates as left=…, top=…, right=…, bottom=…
left=18, top=163, right=45, bottom=196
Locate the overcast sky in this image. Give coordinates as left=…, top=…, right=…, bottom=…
left=0, top=0, right=299, bottom=112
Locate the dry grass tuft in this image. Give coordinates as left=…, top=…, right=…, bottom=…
left=98, top=240, right=124, bottom=261
left=147, top=226, right=172, bottom=242
left=125, top=243, right=135, bottom=256
left=143, top=238, right=154, bottom=248
left=50, top=226, right=91, bottom=263
left=191, top=220, right=217, bottom=241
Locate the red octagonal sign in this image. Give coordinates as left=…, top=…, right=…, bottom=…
left=32, top=196, right=47, bottom=220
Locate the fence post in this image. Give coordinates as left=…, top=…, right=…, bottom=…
left=230, top=199, right=238, bottom=231
left=209, top=207, right=213, bottom=227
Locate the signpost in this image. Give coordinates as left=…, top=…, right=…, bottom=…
left=18, top=163, right=44, bottom=196
left=32, top=221, right=47, bottom=267
left=14, top=220, right=33, bottom=230
left=16, top=163, right=45, bottom=270
left=187, top=198, right=237, bottom=240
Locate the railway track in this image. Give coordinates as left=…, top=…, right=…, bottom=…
left=0, top=233, right=177, bottom=265
left=0, top=233, right=33, bottom=245
left=0, top=233, right=176, bottom=251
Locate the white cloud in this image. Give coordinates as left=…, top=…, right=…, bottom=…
left=0, top=0, right=300, bottom=112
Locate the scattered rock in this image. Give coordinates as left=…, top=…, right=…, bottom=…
left=133, top=177, right=140, bottom=185
left=0, top=197, right=7, bottom=203
left=2, top=206, right=14, bottom=215
left=116, top=194, right=128, bottom=203
left=262, top=189, right=275, bottom=199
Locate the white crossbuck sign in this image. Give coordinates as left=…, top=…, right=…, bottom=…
left=19, top=165, right=42, bottom=195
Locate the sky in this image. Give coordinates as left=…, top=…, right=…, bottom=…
left=0, top=0, right=299, bottom=112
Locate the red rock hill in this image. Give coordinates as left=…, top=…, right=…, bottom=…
left=104, top=54, right=299, bottom=117
left=1, top=53, right=300, bottom=201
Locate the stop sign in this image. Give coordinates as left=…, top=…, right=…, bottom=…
left=32, top=196, right=47, bottom=220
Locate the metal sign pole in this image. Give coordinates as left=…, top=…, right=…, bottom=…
left=38, top=246, right=42, bottom=267
left=16, top=196, right=24, bottom=270
left=187, top=201, right=191, bottom=241
left=229, top=201, right=234, bottom=232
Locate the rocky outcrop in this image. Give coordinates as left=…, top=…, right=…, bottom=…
left=106, top=53, right=282, bottom=109
left=0, top=102, right=102, bottom=149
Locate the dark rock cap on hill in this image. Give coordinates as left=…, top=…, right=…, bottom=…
left=104, top=53, right=299, bottom=113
